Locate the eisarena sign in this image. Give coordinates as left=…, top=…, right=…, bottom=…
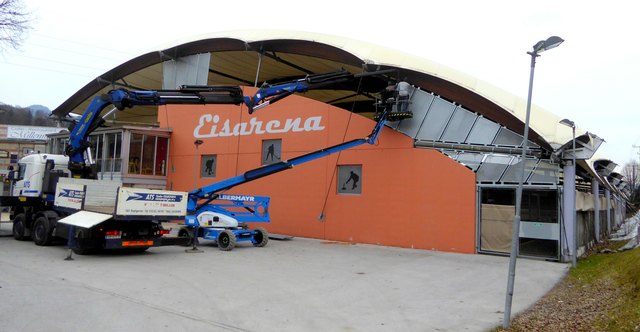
left=6, top=126, right=65, bottom=140
left=193, top=114, right=325, bottom=138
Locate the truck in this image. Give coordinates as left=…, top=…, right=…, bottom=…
left=1, top=69, right=411, bottom=255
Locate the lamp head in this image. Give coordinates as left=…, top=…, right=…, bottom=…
left=194, top=139, right=204, bottom=146
left=532, top=36, right=564, bottom=54
left=559, top=118, right=575, bottom=129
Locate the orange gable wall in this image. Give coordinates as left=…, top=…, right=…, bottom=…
left=158, top=90, right=476, bottom=253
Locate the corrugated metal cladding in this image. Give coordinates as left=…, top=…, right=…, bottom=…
left=392, top=86, right=556, bottom=186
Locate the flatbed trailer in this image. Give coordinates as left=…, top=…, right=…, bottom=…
left=5, top=175, right=191, bottom=254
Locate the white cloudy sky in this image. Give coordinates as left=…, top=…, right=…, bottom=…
left=1, top=0, right=639, bottom=167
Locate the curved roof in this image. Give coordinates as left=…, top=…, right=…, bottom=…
left=53, top=29, right=582, bottom=152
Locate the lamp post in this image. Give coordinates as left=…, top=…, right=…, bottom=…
left=560, top=118, right=576, bottom=268
left=503, top=36, right=564, bottom=329
left=193, top=139, right=203, bottom=190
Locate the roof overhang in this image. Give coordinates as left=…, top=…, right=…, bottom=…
left=52, top=30, right=576, bottom=152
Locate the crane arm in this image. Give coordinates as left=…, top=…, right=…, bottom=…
left=186, top=108, right=393, bottom=212
left=65, top=86, right=245, bottom=177
left=65, top=69, right=397, bottom=178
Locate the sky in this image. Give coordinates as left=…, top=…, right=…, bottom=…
left=1, top=0, right=639, bottom=169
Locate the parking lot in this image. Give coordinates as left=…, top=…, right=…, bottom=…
left=0, top=224, right=567, bottom=332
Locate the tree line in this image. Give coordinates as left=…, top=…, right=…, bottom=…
left=0, top=104, right=58, bottom=126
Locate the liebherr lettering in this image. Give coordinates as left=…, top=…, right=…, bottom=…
left=193, top=114, right=325, bottom=138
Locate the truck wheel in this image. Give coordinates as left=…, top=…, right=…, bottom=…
left=178, top=227, right=194, bottom=247
left=72, top=229, right=97, bottom=255
left=252, top=227, right=269, bottom=247
left=12, top=213, right=30, bottom=241
left=217, top=230, right=236, bottom=251
left=33, top=216, right=53, bottom=246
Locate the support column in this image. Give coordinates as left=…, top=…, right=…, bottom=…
left=563, top=163, right=577, bottom=264
left=593, top=180, right=600, bottom=243
left=605, top=189, right=611, bottom=235
left=616, top=196, right=622, bottom=226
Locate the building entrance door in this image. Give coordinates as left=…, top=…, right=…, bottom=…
left=479, top=187, right=560, bottom=260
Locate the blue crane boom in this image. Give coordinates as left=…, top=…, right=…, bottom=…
left=66, top=86, right=245, bottom=177
left=63, top=69, right=409, bottom=213
left=186, top=107, right=392, bottom=213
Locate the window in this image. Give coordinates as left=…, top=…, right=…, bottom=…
left=337, top=165, right=362, bottom=195
left=201, top=155, right=216, bottom=178
left=499, top=157, right=536, bottom=183
left=16, top=163, right=26, bottom=181
left=53, top=138, right=68, bottom=155
left=155, top=137, right=168, bottom=176
left=88, top=134, right=103, bottom=170
left=129, top=133, right=143, bottom=174
left=493, top=128, right=523, bottom=147
left=416, top=97, right=456, bottom=141
left=104, top=132, right=122, bottom=172
left=456, top=152, right=484, bottom=172
left=262, top=139, right=282, bottom=165
left=127, top=133, right=169, bottom=176
left=476, top=155, right=511, bottom=182
left=521, top=190, right=558, bottom=223
left=528, top=160, right=558, bottom=184
left=440, top=106, right=476, bottom=143
left=141, top=135, right=155, bottom=175
left=466, top=117, right=500, bottom=145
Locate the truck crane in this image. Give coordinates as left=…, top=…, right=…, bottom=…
left=2, top=69, right=412, bottom=254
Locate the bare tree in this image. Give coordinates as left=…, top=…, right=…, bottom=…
left=0, top=0, right=32, bottom=53
left=622, top=160, right=639, bottom=204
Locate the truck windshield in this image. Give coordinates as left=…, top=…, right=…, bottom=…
left=16, top=163, right=26, bottom=181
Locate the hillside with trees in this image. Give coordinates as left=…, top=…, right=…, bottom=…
left=0, top=103, right=58, bottom=126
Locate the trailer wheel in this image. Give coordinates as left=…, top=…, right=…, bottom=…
left=217, top=230, right=236, bottom=251
left=33, top=216, right=53, bottom=246
left=177, top=227, right=194, bottom=247
left=252, top=227, right=269, bottom=247
left=12, top=213, right=30, bottom=241
left=72, top=229, right=97, bottom=255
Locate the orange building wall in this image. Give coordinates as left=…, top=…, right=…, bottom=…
left=158, top=90, right=477, bottom=253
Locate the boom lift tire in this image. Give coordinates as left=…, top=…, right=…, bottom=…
left=12, top=213, right=30, bottom=241
left=177, top=227, right=194, bottom=247
left=32, top=216, right=54, bottom=246
left=252, top=227, right=269, bottom=247
left=217, top=230, right=236, bottom=251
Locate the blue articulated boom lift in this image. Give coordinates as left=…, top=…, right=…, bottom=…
left=63, top=69, right=411, bottom=251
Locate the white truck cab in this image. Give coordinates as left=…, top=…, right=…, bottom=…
left=13, top=154, right=69, bottom=197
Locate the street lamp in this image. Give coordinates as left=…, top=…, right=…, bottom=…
left=559, top=118, right=576, bottom=268
left=503, top=36, right=564, bottom=329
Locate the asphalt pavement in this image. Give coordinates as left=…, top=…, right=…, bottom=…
left=0, top=222, right=567, bottom=332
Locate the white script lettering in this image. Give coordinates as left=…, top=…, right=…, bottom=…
left=194, top=115, right=325, bottom=138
